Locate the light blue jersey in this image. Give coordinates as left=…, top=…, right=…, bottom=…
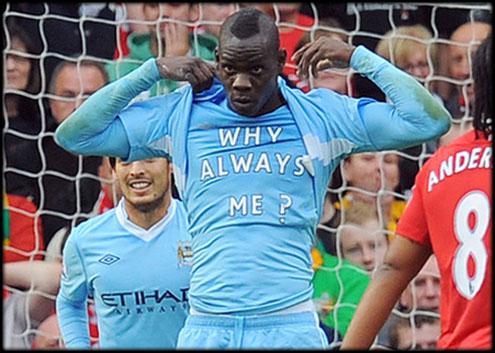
left=56, top=198, right=191, bottom=348
left=55, top=45, right=451, bottom=317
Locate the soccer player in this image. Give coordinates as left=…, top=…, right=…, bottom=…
left=55, top=8, right=451, bottom=349
left=56, top=157, right=191, bottom=348
left=341, top=35, right=492, bottom=349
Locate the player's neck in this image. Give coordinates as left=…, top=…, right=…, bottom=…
left=125, top=193, right=172, bottom=230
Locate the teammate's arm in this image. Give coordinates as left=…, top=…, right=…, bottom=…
left=56, top=235, right=91, bottom=348
left=55, top=57, right=215, bottom=158
left=293, top=37, right=452, bottom=151
left=340, top=235, right=432, bottom=349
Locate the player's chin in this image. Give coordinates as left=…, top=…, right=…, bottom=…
left=131, top=198, right=161, bottom=213
left=229, top=100, right=259, bottom=117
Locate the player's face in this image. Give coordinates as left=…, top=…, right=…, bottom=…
left=216, top=35, right=285, bottom=117
left=340, top=219, right=388, bottom=272
left=49, top=65, right=106, bottom=124
left=6, top=38, right=31, bottom=91
left=114, top=158, right=171, bottom=212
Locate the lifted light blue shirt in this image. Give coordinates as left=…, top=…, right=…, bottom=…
left=55, top=45, right=451, bottom=315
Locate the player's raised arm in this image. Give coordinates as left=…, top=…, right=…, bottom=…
left=293, top=37, right=452, bottom=150
left=54, top=57, right=215, bottom=158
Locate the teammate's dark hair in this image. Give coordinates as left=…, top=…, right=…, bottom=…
left=472, top=34, right=492, bottom=137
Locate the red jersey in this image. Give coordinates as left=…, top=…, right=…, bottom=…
left=396, top=130, right=492, bottom=349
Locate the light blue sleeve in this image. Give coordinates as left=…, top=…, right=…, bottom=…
left=321, top=45, right=451, bottom=152
left=54, top=58, right=162, bottom=159
left=56, top=233, right=91, bottom=349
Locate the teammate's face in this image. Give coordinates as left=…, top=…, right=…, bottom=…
left=340, top=218, right=388, bottom=272
left=216, top=34, right=286, bottom=117
left=114, top=158, right=171, bottom=213
left=400, top=256, right=441, bottom=311
left=49, top=65, right=106, bottom=124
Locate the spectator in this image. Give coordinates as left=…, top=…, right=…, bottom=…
left=107, top=2, right=230, bottom=100
left=3, top=20, right=43, bottom=206
left=311, top=251, right=370, bottom=348
left=312, top=201, right=385, bottom=347
left=194, top=3, right=238, bottom=39
left=339, top=201, right=389, bottom=273
left=113, top=3, right=150, bottom=59
left=41, top=59, right=107, bottom=246
left=293, top=18, right=352, bottom=94
left=437, top=21, right=490, bottom=148
left=375, top=25, right=442, bottom=196
left=387, top=314, right=441, bottom=350
left=3, top=260, right=62, bottom=349
left=252, top=3, right=314, bottom=81
left=32, top=313, right=64, bottom=349
left=399, top=255, right=441, bottom=313
left=444, top=21, right=491, bottom=120
left=376, top=255, right=441, bottom=347
left=332, top=152, right=405, bottom=239
left=3, top=191, right=44, bottom=264
left=375, top=25, right=438, bottom=83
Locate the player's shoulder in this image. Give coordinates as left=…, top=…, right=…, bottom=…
left=70, top=209, right=118, bottom=242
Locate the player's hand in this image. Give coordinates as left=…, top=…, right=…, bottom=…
left=156, top=57, right=216, bottom=93
left=292, top=37, right=356, bottom=79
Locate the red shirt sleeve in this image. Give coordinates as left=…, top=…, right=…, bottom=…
left=395, top=171, right=432, bottom=249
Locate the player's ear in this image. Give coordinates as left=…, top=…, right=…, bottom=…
left=277, top=49, right=287, bottom=74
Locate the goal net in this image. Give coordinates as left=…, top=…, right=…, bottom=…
left=2, top=2, right=491, bottom=350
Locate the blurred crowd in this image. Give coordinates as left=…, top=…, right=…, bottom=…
left=2, top=2, right=491, bottom=350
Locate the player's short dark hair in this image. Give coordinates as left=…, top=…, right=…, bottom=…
left=220, top=8, right=280, bottom=50
left=472, top=34, right=492, bottom=137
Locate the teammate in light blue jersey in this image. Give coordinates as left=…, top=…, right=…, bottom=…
left=56, top=157, right=191, bottom=349
left=55, top=8, right=451, bottom=349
